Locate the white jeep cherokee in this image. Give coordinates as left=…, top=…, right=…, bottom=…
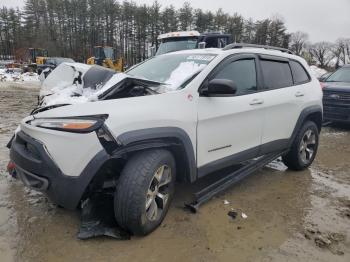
left=9, top=44, right=323, bottom=235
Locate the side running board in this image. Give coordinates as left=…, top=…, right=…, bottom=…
left=185, top=151, right=286, bottom=213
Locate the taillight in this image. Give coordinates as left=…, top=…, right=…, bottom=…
left=320, top=82, right=325, bottom=90
left=7, top=161, right=17, bottom=178
left=7, top=161, right=15, bottom=172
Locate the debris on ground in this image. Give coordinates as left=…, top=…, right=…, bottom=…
left=337, top=198, right=350, bottom=219
left=223, top=200, right=230, bottom=205
left=77, top=193, right=130, bottom=240
left=328, top=232, right=346, bottom=243
left=228, top=210, right=238, bottom=220
left=6, top=161, right=16, bottom=178
left=241, top=212, right=248, bottom=219
left=314, top=235, right=332, bottom=248
left=303, top=225, right=346, bottom=256
left=266, top=158, right=288, bottom=172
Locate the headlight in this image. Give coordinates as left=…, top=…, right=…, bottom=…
left=28, top=116, right=106, bottom=133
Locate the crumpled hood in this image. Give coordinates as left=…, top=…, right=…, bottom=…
left=38, top=63, right=168, bottom=108
left=37, top=59, right=206, bottom=110
left=39, top=63, right=126, bottom=106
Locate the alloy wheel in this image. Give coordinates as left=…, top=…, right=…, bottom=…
left=145, top=165, right=172, bottom=221
left=299, top=129, right=316, bottom=164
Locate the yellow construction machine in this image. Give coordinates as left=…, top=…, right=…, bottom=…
left=15, top=48, right=48, bottom=72
left=28, top=48, right=48, bottom=65
left=87, top=46, right=124, bottom=72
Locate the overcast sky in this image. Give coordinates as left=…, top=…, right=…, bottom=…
left=2, top=0, right=349, bottom=42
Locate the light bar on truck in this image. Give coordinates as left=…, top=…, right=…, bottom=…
left=157, top=31, right=200, bottom=40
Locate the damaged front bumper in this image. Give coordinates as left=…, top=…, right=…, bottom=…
left=9, top=131, right=109, bottom=210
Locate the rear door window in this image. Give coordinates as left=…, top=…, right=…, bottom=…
left=290, top=60, right=310, bottom=84
left=261, top=60, right=293, bottom=89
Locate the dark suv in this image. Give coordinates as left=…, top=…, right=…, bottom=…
left=322, top=65, right=350, bottom=123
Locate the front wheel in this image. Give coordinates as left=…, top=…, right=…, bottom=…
left=282, top=121, right=319, bottom=171
left=114, top=149, right=175, bottom=235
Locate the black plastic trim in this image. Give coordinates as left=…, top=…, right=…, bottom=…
left=259, top=54, right=289, bottom=62
left=117, top=127, right=197, bottom=182
left=223, top=43, right=293, bottom=54
left=198, top=139, right=289, bottom=179
left=198, top=146, right=258, bottom=178
left=259, top=139, right=289, bottom=156
left=288, top=105, right=323, bottom=147
left=10, top=131, right=109, bottom=210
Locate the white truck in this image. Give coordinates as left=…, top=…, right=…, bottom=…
left=155, top=30, right=232, bottom=56
left=9, top=44, right=323, bottom=236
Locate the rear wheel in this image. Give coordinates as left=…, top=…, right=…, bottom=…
left=114, top=149, right=175, bottom=235
left=282, top=121, right=319, bottom=170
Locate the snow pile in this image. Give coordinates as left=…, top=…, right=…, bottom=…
left=165, top=61, right=206, bottom=90
left=93, top=73, right=128, bottom=96
left=41, top=84, right=90, bottom=106
left=0, top=69, right=40, bottom=83
left=41, top=72, right=129, bottom=106
left=0, top=60, right=15, bottom=67
left=309, top=65, right=328, bottom=79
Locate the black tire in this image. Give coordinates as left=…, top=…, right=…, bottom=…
left=114, top=149, right=176, bottom=235
left=282, top=121, right=319, bottom=171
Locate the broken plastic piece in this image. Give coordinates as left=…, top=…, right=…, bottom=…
left=77, top=193, right=130, bottom=240
left=228, top=210, right=238, bottom=219
left=6, top=161, right=17, bottom=178
left=266, top=159, right=288, bottom=171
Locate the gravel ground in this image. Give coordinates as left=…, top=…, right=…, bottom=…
left=0, top=84, right=349, bottom=262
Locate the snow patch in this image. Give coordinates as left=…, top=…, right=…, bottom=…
left=0, top=69, right=39, bottom=84
left=165, top=61, right=206, bottom=90
left=41, top=84, right=90, bottom=106
left=93, top=73, right=128, bottom=97
left=309, top=65, right=328, bottom=79
left=41, top=73, right=130, bottom=106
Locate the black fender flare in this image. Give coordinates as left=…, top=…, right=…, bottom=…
left=115, top=127, right=197, bottom=182
left=288, top=105, right=323, bottom=148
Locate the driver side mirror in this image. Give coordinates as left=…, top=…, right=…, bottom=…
left=201, top=79, right=237, bottom=96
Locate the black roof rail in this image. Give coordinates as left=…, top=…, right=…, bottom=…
left=223, top=43, right=294, bottom=54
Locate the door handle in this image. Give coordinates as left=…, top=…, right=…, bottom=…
left=295, top=91, right=304, bottom=97
left=249, top=99, right=264, bottom=105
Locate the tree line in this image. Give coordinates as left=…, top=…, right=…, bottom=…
left=290, top=31, right=350, bottom=70
left=0, top=0, right=349, bottom=69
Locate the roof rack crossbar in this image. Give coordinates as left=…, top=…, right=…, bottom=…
left=223, top=43, right=294, bottom=54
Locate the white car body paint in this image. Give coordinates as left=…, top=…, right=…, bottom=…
left=18, top=48, right=322, bottom=178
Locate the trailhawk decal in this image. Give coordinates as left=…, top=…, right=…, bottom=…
left=186, top=55, right=216, bottom=62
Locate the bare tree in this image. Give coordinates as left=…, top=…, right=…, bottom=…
left=334, top=38, right=350, bottom=65
left=309, top=42, right=334, bottom=68
left=290, top=31, right=308, bottom=56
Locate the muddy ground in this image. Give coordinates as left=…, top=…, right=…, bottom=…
left=0, top=84, right=349, bottom=262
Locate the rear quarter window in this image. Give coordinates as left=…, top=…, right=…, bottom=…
left=261, top=60, right=293, bottom=89
left=290, top=60, right=310, bottom=84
